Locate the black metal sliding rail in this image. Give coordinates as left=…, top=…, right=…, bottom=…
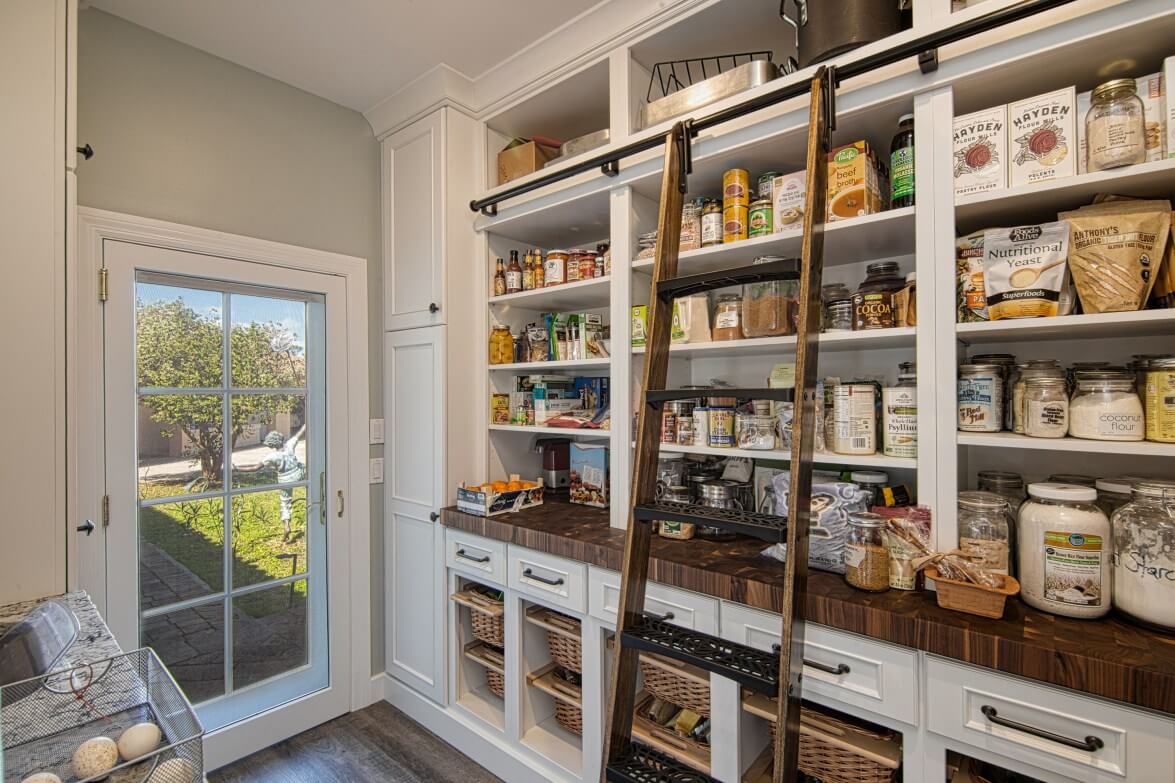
left=470, top=0, right=1079, bottom=216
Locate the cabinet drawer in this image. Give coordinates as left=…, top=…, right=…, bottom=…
left=508, top=548, right=587, bottom=614
left=588, top=567, right=719, bottom=634
left=444, top=529, right=506, bottom=585
left=926, top=657, right=1175, bottom=782
left=720, top=601, right=918, bottom=726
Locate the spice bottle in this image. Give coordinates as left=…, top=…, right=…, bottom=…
left=844, top=513, right=890, bottom=592
left=532, top=248, right=546, bottom=288
left=1086, top=78, right=1147, bottom=172
left=890, top=114, right=915, bottom=209
left=701, top=200, right=723, bottom=247
left=1111, top=480, right=1175, bottom=632
left=958, top=491, right=1011, bottom=576
left=852, top=261, right=903, bottom=330
left=712, top=293, right=744, bottom=341
left=521, top=250, right=535, bottom=291
left=506, top=250, right=523, bottom=294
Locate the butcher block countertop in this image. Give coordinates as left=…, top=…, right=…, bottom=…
left=441, top=501, right=1175, bottom=716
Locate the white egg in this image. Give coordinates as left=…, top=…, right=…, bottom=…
left=116, top=721, right=162, bottom=761
left=149, top=758, right=196, bottom=783
left=73, top=736, right=119, bottom=779
left=21, top=773, right=63, bottom=783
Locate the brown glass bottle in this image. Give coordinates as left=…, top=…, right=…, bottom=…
left=492, top=258, right=507, bottom=297
left=852, top=261, right=903, bottom=331
left=506, top=250, right=523, bottom=294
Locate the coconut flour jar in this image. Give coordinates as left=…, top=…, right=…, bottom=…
left=1111, top=479, right=1175, bottom=632
left=1069, top=372, right=1144, bottom=441
left=1018, top=483, right=1111, bottom=619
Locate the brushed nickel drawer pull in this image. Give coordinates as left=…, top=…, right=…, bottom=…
left=456, top=549, right=490, bottom=564
left=980, top=705, right=1104, bottom=752
left=523, top=568, right=564, bottom=587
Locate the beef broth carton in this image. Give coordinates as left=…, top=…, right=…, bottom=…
left=953, top=105, right=1007, bottom=197
left=1008, top=87, right=1076, bottom=186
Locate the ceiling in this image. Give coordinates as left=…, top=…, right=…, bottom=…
left=90, top=0, right=602, bottom=113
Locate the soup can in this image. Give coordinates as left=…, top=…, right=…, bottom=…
left=832, top=384, right=877, bottom=455
left=758, top=171, right=780, bottom=201
left=692, top=406, right=710, bottom=446
left=958, top=364, right=1004, bottom=432
left=707, top=408, right=736, bottom=448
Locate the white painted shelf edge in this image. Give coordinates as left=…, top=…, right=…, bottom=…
left=650, top=441, right=917, bottom=470
left=490, top=358, right=611, bottom=371
left=957, top=431, right=1175, bottom=457
left=490, top=424, right=611, bottom=440
left=632, top=328, right=916, bottom=356
left=957, top=309, right=1175, bottom=342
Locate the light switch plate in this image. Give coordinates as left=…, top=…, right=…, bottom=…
left=368, top=457, right=384, bottom=484
left=369, top=418, right=385, bottom=445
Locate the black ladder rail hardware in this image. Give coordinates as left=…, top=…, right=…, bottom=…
left=607, top=741, right=716, bottom=783
left=622, top=615, right=781, bottom=694
left=655, top=258, right=801, bottom=301
left=633, top=500, right=788, bottom=543
left=469, top=0, right=1077, bottom=216
left=645, top=387, right=795, bottom=407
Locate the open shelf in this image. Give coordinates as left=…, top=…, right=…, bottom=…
left=522, top=716, right=584, bottom=778
left=491, top=424, right=611, bottom=440
left=958, top=432, right=1175, bottom=458
left=650, top=442, right=917, bottom=470
left=629, top=692, right=712, bottom=776
left=490, top=357, right=611, bottom=372
left=633, top=328, right=915, bottom=358
left=957, top=309, right=1175, bottom=345
left=489, top=276, right=612, bottom=311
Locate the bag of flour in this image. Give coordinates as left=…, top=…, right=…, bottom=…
left=983, top=221, right=1071, bottom=320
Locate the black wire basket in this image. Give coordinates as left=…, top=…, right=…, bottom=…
left=647, top=51, right=798, bottom=103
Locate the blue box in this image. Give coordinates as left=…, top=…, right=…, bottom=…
left=574, top=376, right=610, bottom=413
left=569, top=443, right=609, bottom=508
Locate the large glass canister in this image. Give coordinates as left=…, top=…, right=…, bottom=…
left=1111, top=480, right=1175, bottom=632
left=958, top=491, right=1011, bottom=577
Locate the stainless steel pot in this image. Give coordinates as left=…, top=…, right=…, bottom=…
left=780, top=0, right=904, bottom=68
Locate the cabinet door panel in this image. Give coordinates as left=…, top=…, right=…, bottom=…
left=384, top=111, right=444, bottom=331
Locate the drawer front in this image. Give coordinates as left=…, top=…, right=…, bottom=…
left=926, top=657, right=1175, bottom=782
left=444, top=529, right=506, bottom=585
left=588, top=567, right=719, bottom=634
left=508, top=547, right=587, bottom=614
left=720, top=601, right=918, bottom=725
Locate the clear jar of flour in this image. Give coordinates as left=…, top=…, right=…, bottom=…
left=1018, top=483, right=1111, bottom=619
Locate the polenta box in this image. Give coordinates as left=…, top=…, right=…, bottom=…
left=772, top=170, right=807, bottom=233
left=457, top=475, right=544, bottom=517
left=954, top=105, right=1007, bottom=196
left=569, top=443, right=609, bottom=508
left=1008, top=87, right=1076, bottom=187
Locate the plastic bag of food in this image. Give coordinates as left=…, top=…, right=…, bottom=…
left=762, top=477, right=869, bottom=573
left=1060, top=199, right=1171, bottom=313
left=983, top=221, right=1072, bottom=320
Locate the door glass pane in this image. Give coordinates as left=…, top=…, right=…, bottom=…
left=138, top=394, right=224, bottom=497
left=142, top=601, right=226, bottom=704
left=230, top=489, right=308, bottom=590
left=139, top=496, right=225, bottom=610
left=230, top=294, right=307, bottom=388
left=232, top=581, right=309, bottom=690
left=136, top=283, right=224, bottom=388
left=229, top=394, right=307, bottom=490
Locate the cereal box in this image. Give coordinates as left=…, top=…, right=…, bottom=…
left=771, top=170, right=807, bottom=233
left=1008, top=87, right=1076, bottom=187
left=569, top=443, right=609, bottom=507
left=954, top=105, right=1007, bottom=196
left=490, top=393, right=510, bottom=424
left=827, top=141, right=882, bottom=222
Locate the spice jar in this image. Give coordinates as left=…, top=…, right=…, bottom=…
left=742, top=256, right=796, bottom=338
left=488, top=325, right=513, bottom=365
left=1145, top=357, right=1175, bottom=443
left=1012, top=360, right=1064, bottom=434
left=1094, top=477, right=1133, bottom=518
left=736, top=413, right=776, bottom=450
left=852, top=261, right=904, bottom=331
left=1086, top=78, right=1147, bottom=172
left=1018, top=483, right=1111, bottom=619
left=701, top=200, right=722, bottom=247
left=1069, top=372, right=1144, bottom=441
left=958, top=364, right=1004, bottom=432
left=958, top=491, right=1011, bottom=576
left=851, top=471, right=889, bottom=509
left=680, top=199, right=704, bottom=252
left=1111, top=480, right=1175, bottom=632
left=712, top=293, right=744, bottom=341
left=844, top=513, right=890, bottom=592
left=1024, top=376, right=1069, bottom=438
left=544, top=250, right=569, bottom=287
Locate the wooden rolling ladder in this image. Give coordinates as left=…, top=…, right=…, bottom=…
left=603, top=67, right=834, bottom=783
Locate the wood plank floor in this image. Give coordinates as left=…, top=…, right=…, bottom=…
left=209, top=701, right=503, bottom=783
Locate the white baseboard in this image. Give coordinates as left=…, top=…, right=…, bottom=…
left=378, top=673, right=576, bottom=783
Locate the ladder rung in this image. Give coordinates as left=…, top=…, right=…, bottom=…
left=635, top=500, right=786, bottom=542
left=620, top=615, right=779, bottom=694
left=606, top=741, right=717, bottom=783
left=656, top=259, right=801, bottom=301
left=645, top=387, right=794, bottom=406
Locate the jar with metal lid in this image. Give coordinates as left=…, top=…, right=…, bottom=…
left=852, top=261, right=904, bottom=331
left=1145, top=357, right=1175, bottom=443
left=701, top=200, right=723, bottom=247
left=1068, top=361, right=1111, bottom=391
left=544, top=250, right=569, bottom=287
left=1131, top=354, right=1168, bottom=398
left=742, top=256, right=797, bottom=338
left=1018, top=483, right=1111, bottom=619
left=658, top=485, right=697, bottom=540
left=958, top=491, right=1011, bottom=576
left=1111, top=480, right=1175, bottom=632
left=488, top=324, right=513, bottom=365
left=1024, top=376, right=1069, bottom=438
left=1085, top=78, right=1147, bottom=172
left=748, top=198, right=773, bottom=237
left=972, top=353, right=1016, bottom=429
left=712, top=293, right=744, bottom=341
left=696, top=481, right=741, bottom=541
left=844, top=513, right=890, bottom=592
left=977, top=471, right=1026, bottom=509
left=680, top=198, right=705, bottom=252
left=1048, top=473, right=1096, bottom=487
left=851, top=470, right=889, bottom=508
left=736, top=413, right=776, bottom=450
left=1094, top=477, right=1133, bottom=518
left=577, top=251, right=597, bottom=281
left=958, top=364, right=1004, bottom=432
left=1069, top=372, right=1145, bottom=441
left=1011, top=360, right=1064, bottom=434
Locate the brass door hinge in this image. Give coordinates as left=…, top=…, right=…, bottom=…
left=98, top=268, right=109, bottom=302
left=101, top=494, right=110, bottom=527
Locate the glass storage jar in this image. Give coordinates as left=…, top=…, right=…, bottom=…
left=1095, top=477, right=1134, bottom=518
left=1018, top=483, right=1111, bottom=619
left=488, top=325, right=513, bottom=365
left=1069, top=372, right=1145, bottom=441
left=1024, top=376, right=1069, bottom=438
left=742, top=256, right=796, bottom=337
left=1111, top=480, right=1175, bottom=632
left=958, top=491, right=1011, bottom=577
left=736, top=413, right=776, bottom=450
left=712, top=293, right=744, bottom=340
left=958, top=363, right=1004, bottom=432
left=1085, top=78, right=1147, bottom=172
left=696, top=481, right=741, bottom=541
left=977, top=472, right=1023, bottom=575
left=850, top=471, right=889, bottom=509
left=1012, top=360, right=1063, bottom=434
left=852, top=261, right=904, bottom=331
left=972, top=353, right=1016, bottom=430
left=844, top=513, right=890, bottom=592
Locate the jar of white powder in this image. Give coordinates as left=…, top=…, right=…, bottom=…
left=1068, top=372, right=1144, bottom=441
left=1111, top=479, right=1175, bottom=633
left=1018, top=483, right=1111, bottom=619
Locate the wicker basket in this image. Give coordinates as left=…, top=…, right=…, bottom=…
left=926, top=567, right=1020, bottom=619
left=526, top=605, right=583, bottom=673
left=764, top=704, right=900, bottom=783
left=485, top=668, right=506, bottom=699
left=551, top=668, right=584, bottom=736
left=452, top=587, right=505, bottom=646
left=639, top=653, right=711, bottom=717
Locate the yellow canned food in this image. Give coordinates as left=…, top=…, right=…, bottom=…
left=722, top=205, right=748, bottom=244
left=722, top=168, right=750, bottom=208
left=1146, top=359, right=1175, bottom=442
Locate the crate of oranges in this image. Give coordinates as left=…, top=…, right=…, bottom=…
left=456, top=475, right=545, bottom=517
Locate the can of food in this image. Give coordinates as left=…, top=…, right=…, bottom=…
left=1146, top=358, right=1175, bottom=442
left=723, top=205, right=748, bottom=244
left=748, top=198, right=772, bottom=237
left=958, top=364, right=1004, bottom=432
left=658, top=485, right=695, bottom=539
left=882, top=385, right=917, bottom=458
left=660, top=411, right=677, bottom=444
left=701, top=200, right=723, bottom=247
left=708, top=408, right=736, bottom=448
left=675, top=417, right=694, bottom=446
left=692, top=407, right=710, bottom=446
left=723, top=168, right=751, bottom=208
left=544, top=250, right=568, bottom=287
left=832, top=384, right=877, bottom=455
left=758, top=171, right=780, bottom=201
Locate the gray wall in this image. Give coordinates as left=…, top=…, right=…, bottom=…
left=78, top=9, right=385, bottom=674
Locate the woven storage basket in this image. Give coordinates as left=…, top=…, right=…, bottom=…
left=546, top=618, right=582, bottom=673
left=453, top=587, right=505, bottom=646
left=926, top=567, right=1020, bottom=619
left=767, top=706, right=900, bottom=783
left=639, top=653, right=710, bottom=717
left=485, top=668, right=505, bottom=699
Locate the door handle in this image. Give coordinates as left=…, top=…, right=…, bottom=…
left=429, top=302, right=439, bottom=314
left=456, top=549, right=491, bottom=564
left=337, top=490, right=345, bottom=518
left=645, top=611, right=675, bottom=622
left=980, top=705, right=1104, bottom=752
left=522, top=568, right=564, bottom=587
left=77, top=520, right=95, bottom=536
left=771, top=644, right=849, bottom=675
left=430, top=511, right=440, bottom=521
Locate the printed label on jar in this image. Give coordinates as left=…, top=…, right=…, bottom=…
left=960, top=537, right=1008, bottom=574
left=701, top=213, right=723, bottom=244
left=1043, top=531, right=1105, bottom=607
left=958, top=377, right=1003, bottom=431
left=544, top=257, right=565, bottom=285
left=882, top=387, right=917, bottom=458
left=714, top=310, right=740, bottom=330
left=852, top=291, right=896, bottom=330
left=1072, top=410, right=1144, bottom=440
left=708, top=409, right=735, bottom=447
left=1146, top=370, right=1175, bottom=442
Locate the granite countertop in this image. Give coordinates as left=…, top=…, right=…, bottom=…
left=442, top=501, right=1175, bottom=717
left=0, top=590, right=122, bottom=673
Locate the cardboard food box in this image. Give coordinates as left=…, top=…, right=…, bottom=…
left=1138, top=72, right=1166, bottom=163
left=569, top=443, right=609, bottom=508
left=954, top=105, right=1007, bottom=197
left=772, top=170, right=806, bottom=233
left=490, top=393, right=510, bottom=425
left=1075, top=89, right=1092, bottom=174
left=535, top=397, right=583, bottom=425
left=631, top=305, right=649, bottom=347
left=498, top=140, right=559, bottom=186
left=1008, top=87, right=1076, bottom=186
left=1166, top=57, right=1175, bottom=159
left=457, top=475, right=544, bottom=517
left=826, top=141, right=882, bottom=222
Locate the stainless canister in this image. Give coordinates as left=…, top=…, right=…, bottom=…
left=696, top=480, right=743, bottom=540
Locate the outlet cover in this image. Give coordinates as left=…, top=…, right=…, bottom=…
left=369, top=418, right=385, bottom=444
left=369, top=457, right=384, bottom=484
